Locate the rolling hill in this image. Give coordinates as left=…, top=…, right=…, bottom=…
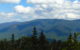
left=0, top=19, right=80, bottom=40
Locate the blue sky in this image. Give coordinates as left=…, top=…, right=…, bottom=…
left=0, top=0, right=33, bottom=12
left=0, top=0, right=80, bottom=23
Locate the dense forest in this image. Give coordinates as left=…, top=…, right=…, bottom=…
left=0, top=27, right=80, bottom=50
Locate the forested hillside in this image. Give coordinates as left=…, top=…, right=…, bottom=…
left=0, top=19, right=80, bottom=40
left=0, top=27, right=80, bottom=50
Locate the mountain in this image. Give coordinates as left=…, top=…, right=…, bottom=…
left=0, top=19, right=80, bottom=40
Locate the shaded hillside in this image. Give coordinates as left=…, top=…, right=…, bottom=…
left=0, top=19, right=80, bottom=40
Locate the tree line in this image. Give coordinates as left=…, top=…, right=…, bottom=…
left=0, top=27, right=80, bottom=50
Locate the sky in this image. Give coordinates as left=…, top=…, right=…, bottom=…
left=0, top=0, right=80, bottom=23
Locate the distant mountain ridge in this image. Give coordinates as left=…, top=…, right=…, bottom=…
left=0, top=19, right=80, bottom=40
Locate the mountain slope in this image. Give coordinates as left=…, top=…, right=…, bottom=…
left=0, top=19, right=80, bottom=40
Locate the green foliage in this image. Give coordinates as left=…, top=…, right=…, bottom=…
left=31, top=27, right=38, bottom=50
left=0, top=27, right=80, bottom=50
left=38, top=30, right=49, bottom=50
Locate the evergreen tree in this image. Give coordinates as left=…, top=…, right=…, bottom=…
left=31, top=27, right=38, bottom=50
left=51, top=40, right=62, bottom=50
left=51, top=39, right=57, bottom=50
left=57, top=40, right=62, bottom=50
left=73, top=32, right=79, bottom=50
left=0, top=41, right=5, bottom=50
left=11, top=34, right=15, bottom=44
left=74, top=32, right=78, bottom=43
left=68, top=33, right=74, bottom=43
left=11, top=34, right=15, bottom=50
left=39, top=30, right=49, bottom=50
left=67, top=33, right=74, bottom=50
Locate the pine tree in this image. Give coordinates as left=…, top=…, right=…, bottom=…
left=11, top=34, right=15, bottom=44
left=11, top=34, right=15, bottom=50
left=73, top=32, right=79, bottom=50
left=68, top=33, right=74, bottom=43
left=39, top=30, right=48, bottom=50
left=56, top=40, right=62, bottom=50
left=39, top=30, right=46, bottom=44
left=31, top=27, right=38, bottom=50
left=74, top=32, right=78, bottom=43
left=51, top=39, right=57, bottom=50
left=67, top=33, right=74, bottom=50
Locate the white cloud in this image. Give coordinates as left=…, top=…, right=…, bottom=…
left=0, top=0, right=80, bottom=23
left=0, top=0, right=20, bottom=3
left=25, top=0, right=80, bottom=20
left=67, top=13, right=80, bottom=19
left=6, top=0, right=79, bottom=22
left=7, top=13, right=15, bottom=17
left=0, top=12, right=15, bottom=17
left=27, top=0, right=64, bottom=4
left=0, top=12, right=19, bottom=23
left=14, top=5, right=34, bottom=14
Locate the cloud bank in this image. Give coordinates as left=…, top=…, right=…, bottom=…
left=0, top=0, right=20, bottom=3
left=13, top=0, right=80, bottom=20
left=0, top=0, right=80, bottom=23
left=24, top=0, right=80, bottom=20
